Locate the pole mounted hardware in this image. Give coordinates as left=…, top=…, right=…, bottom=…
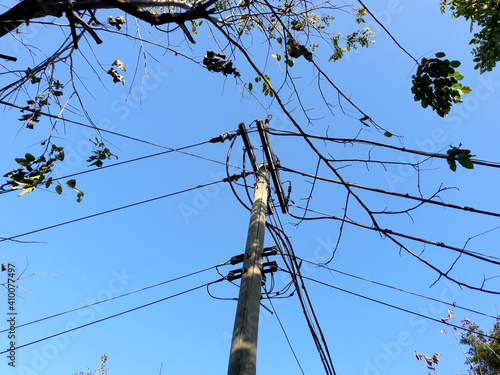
left=238, top=122, right=274, bottom=215
left=210, top=130, right=239, bottom=143
left=256, top=119, right=288, bottom=214
left=223, top=171, right=254, bottom=183
left=230, top=246, right=278, bottom=265
left=238, top=122, right=258, bottom=172
left=226, top=261, right=278, bottom=282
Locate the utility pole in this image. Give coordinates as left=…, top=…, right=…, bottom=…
left=227, top=163, right=269, bottom=375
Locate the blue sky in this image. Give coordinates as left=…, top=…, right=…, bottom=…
left=1, top=1, right=500, bottom=374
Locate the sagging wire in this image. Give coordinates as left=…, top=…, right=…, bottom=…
left=266, top=216, right=337, bottom=375
left=263, top=284, right=306, bottom=375
left=0, top=278, right=225, bottom=355
left=226, top=127, right=253, bottom=211
left=1, top=261, right=230, bottom=333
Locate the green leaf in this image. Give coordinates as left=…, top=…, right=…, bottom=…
left=25, top=153, right=35, bottom=162
left=74, top=188, right=84, bottom=203
left=450, top=60, right=461, bottom=68
left=66, top=179, right=76, bottom=188
left=460, top=159, right=474, bottom=169
left=435, top=52, right=446, bottom=58
left=15, top=158, right=27, bottom=166
left=384, top=131, right=393, bottom=138
left=248, top=82, right=253, bottom=91
left=45, top=177, right=53, bottom=188
left=55, top=185, right=63, bottom=195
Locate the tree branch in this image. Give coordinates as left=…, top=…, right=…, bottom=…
left=0, top=0, right=216, bottom=39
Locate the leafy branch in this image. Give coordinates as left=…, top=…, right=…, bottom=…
left=2, top=145, right=84, bottom=202
left=87, top=138, right=118, bottom=168
left=411, top=52, right=471, bottom=117
left=447, top=145, right=474, bottom=171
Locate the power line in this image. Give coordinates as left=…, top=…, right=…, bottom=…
left=0, top=99, right=178, bottom=149
left=0, top=142, right=204, bottom=195
left=0, top=262, right=227, bottom=333
left=281, top=166, right=500, bottom=218
left=0, top=278, right=224, bottom=354
left=266, top=216, right=337, bottom=375
left=288, top=271, right=498, bottom=342
left=0, top=99, right=244, bottom=170
left=284, top=254, right=497, bottom=319
left=268, top=128, right=500, bottom=169
left=289, top=204, right=500, bottom=265
left=263, top=286, right=306, bottom=375
left=0, top=135, right=249, bottom=195
left=0, top=178, right=228, bottom=243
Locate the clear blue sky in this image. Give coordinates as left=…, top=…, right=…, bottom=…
left=1, top=1, right=499, bottom=375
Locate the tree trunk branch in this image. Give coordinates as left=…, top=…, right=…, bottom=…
left=0, top=0, right=216, bottom=40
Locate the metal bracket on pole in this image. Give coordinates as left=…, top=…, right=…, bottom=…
left=238, top=122, right=274, bottom=215
left=238, top=122, right=258, bottom=172
left=227, top=261, right=278, bottom=282
left=256, top=119, right=288, bottom=214
left=230, top=246, right=278, bottom=265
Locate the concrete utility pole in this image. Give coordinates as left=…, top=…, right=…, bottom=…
left=227, top=163, right=269, bottom=375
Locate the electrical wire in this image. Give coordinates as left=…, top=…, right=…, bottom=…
left=289, top=204, right=500, bottom=265
left=0, top=99, right=248, bottom=171
left=0, top=178, right=227, bottom=243
left=0, top=262, right=228, bottom=333
left=282, top=254, right=497, bottom=319
left=0, top=278, right=224, bottom=354
left=268, top=128, right=500, bottom=169
left=288, top=271, right=498, bottom=342
left=225, top=129, right=252, bottom=211
left=263, top=285, right=306, bottom=375
left=280, top=165, right=500, bottom=218
left=0, top=99, right=185, bottom=149
left=266, top=216, right=337, bottom=375
left=0, top=141, right=207, bottom=195
left=0, top=130, right=252, bottom=196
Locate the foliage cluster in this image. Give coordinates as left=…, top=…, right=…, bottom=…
left=2, top=144, right=83, bottom=202
left=460, top=317, right=500, bottom=375
left=411, top=52, right=471, bottom=117
left=440, top=0, right=500, bottom=73
left=416, top=312, right=500, bottom=375
left=73, top=353, right=108, bottom=375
